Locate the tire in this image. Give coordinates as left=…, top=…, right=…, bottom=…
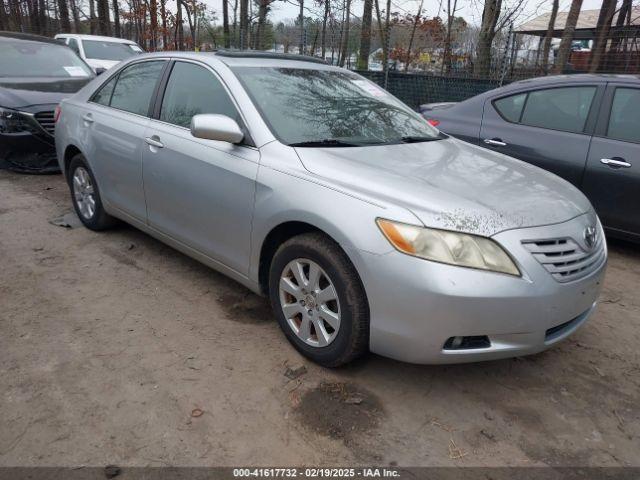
left=268, top=232, right=369, bottom=367
left=67, top=154, right=117, bottom=231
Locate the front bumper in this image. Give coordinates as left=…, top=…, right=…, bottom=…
left=0, top=131, right=59, bottom=173
left=352, top=212, right=607, bottom=364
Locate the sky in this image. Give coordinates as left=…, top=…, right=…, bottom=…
left=201, top=0, right=608, bottom=26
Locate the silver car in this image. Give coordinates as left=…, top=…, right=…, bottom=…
left=55, top=51, right=607, bottom=366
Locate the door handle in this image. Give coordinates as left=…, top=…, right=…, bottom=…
left=484, top=138, right=507, bottom=147
left=600, top=158, right=631, bottom=168
left=82, top=114, right=94, bottom=124
left=144, top=136, right=164, bottom=149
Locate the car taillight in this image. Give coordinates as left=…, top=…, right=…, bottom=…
left=54, top=105, right=62, bottom=123
left=426, top=118, right=440, bottom=127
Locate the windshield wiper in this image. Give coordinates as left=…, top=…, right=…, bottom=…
left=399, top=135, right=444, bottom=143
left=288, top=139, right=361, bottom=148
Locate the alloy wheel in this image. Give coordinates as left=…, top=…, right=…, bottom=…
left=278, top=258, right=341, bottom=347
left=72, top=166, right=96, bottom=219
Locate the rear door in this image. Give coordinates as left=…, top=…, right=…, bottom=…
left=85, top=59, right=167, bottom=221
left=479, top=84, right=603, bottom=186
left=582, top=84, right=640, bottom=237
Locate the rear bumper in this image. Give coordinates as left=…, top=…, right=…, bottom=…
left=0, top=131, right=59, bottom=173
left=350, top=213, right=607, bottom=364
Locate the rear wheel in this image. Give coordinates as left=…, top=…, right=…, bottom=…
left=68, top=154, right=117, bottom=231
left=269, top=232, right=369, bottom=367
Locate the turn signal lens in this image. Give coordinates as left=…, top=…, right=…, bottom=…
left=376, top=219, right=520, bottom=276
left=426, top=118, right=440, bottom=127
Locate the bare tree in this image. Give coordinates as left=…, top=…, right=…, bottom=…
left=553, top=0, right=582, bottom=73
left=338, top=0, right=351, bottom=65
left=0, top=0, right=7, bottom=30
left=589, top=0, right=616, bottom=72
left=239, top=0, right=248, bottom=48
left=89, top=0, right=97, bottom=34
left=442, top=0, right=460, bottom=73
left=540, top=0, right=558, bottom=72
left=357, top=0, right=373, bottom=69
left=404, top=0, right=424, bottom=72
left=298, top=0, right=304, bottom=54
left=474, top=0, right=502, bottom=76
left=113, top=0, right=121, bottom=36
left=320, top=0, right=330, bottom=58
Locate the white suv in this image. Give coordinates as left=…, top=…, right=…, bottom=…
left=54, top=34, right=144, bottom=73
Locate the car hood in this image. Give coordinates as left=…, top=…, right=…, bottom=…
left=294, top=138, right=592, bottom=237
left=0, top=77, right=92, bottom=109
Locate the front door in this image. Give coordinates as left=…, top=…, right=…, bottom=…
left=142, top=61, right=259, bottom=275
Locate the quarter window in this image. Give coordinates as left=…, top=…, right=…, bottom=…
left=607, top=88, right=640, bottom=143
left=109, top=61, right=165, bottom=116
left=520, top=86, right=596, bottom=134
left=92, top=76, right=117, bottom=106
left=67, top=38, right=80, bottom=55
left=160, top=62, right=240, bottom=128
left=494, top=93, right=526, bottom=123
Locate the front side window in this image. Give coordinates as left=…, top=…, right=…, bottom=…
left=160, top=62, right=240, bottom=128
left=232, top=67, right=440, bottom=146
left=607, top=88, right=640, bottom=143
left=520, top=86, right=596, bottom=134
left=82, top=40, right=142, bottom=61
left=109, top=61, right=165, bottom=116
left=0, top=39, right=93, bottom=78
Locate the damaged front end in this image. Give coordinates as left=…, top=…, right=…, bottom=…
left=0, top=106, right=59, bottom=174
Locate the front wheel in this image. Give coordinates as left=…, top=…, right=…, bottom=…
left=269, top=233, right=369, bottom=367
left=68, top=154, right=117, bottom=231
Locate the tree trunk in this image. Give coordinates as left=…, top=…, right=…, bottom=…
left=38, top=0, right=46, bottom=35
left=149, top=0, right=157, bottom=50
left=176, top=0, right=184, bottom=49
left=0, top=0, right=7, bottom=30
left=97, top=0, right=111, bottom=35
left=404, top=0, right=423, bottom=72
left=254, top=0, right=268, bottom=49
left=57, top=0, right=71, bottom=32
left=338, top=0, right=350, bottom=66
left=442, top=0, right=458, bottom=74
left=356, top=0, right=372, bottom=70
left=540, top=0, right=558, bottom=72
left=112, top=0, right=120, bottom=36
left=239, top=0, right=248, bottom=49
left=320, top=0, right=329, bottom=59
left=89, top=0, right=97, bottom=34
left=160, top=0, right=167, bottom=48
left=222, top=0, right=230, bottom=48
left=553, top=0, right=582, bottom=74
left=474, top=0, right=502, bottom=77
left=589, top=0, right=616, bottom=72
left=69, top=0, right=80, bottom=32
left=298, top=0, right=304, bottom=54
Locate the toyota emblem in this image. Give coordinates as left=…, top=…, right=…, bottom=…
left=584, top=226, right=597, bottom=250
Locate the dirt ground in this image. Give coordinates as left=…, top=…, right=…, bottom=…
left=1, top=169, right=639, bottom=468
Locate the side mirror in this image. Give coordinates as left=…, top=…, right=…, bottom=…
left=95, top=67, right=107, bottom=75
left=190, top=114, right=244, bottom=144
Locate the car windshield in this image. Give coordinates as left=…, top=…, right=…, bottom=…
left=82, top=40, right=142, bottom=61
left=232, top=66, right=441, bottom=146
left=0, top=40, right=93, bottom=78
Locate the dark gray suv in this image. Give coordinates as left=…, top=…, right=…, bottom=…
left=421, top=74, right=640, bottom=242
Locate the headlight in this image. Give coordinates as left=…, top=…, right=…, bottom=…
left=0, top=106, right=33, bottom=134
left=377, top=218, right=520, bottom=276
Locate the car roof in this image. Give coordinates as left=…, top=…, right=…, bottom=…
left=0, top=31, right=63, bottom=45
left=131, top=50, right=338, bottom=71
left=54, top=34, right=138, bottom=44
left=504, top=73, right=640, bottom=90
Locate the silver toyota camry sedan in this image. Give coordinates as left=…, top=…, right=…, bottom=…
left=55, top=51, right=607, bottom=366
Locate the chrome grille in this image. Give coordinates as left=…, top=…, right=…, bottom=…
left=34, top=111, right=55, bottom=136
left=522, top=235, right=605, bottom=283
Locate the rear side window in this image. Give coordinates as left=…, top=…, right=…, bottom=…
left=109, top=61, right=165, bottom=116
left=520, top=86, right=596, bottom=134
left=494, top=93, right=526, bottom=122
left=160, top=62, right=240, bottom=128
left=607, top=88, right=640, bottom=143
